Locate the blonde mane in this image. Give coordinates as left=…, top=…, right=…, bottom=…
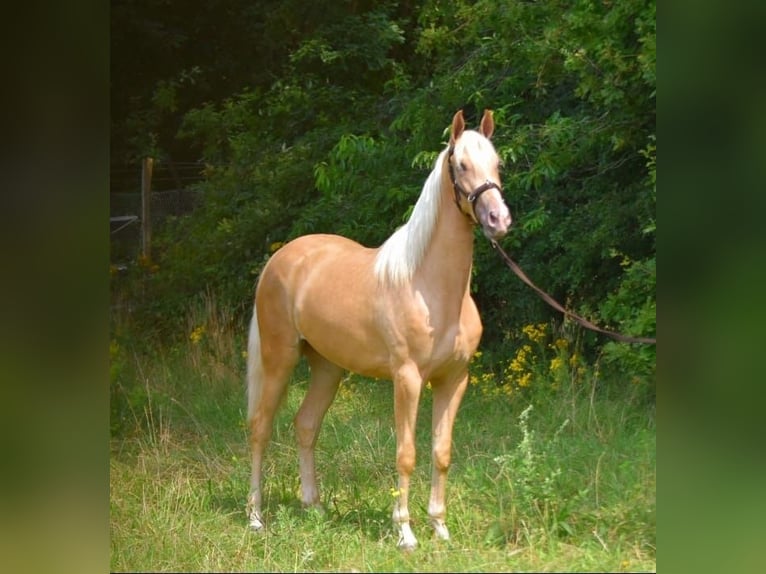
left=374, top=148, right=448, bottom=286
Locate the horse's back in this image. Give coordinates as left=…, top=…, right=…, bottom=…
left=257, top=233, right=368, bottom=286
left=272, top=233, right=366, bottom=259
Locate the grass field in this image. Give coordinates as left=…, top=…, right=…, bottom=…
left=109, top=319, right=655, bottom=572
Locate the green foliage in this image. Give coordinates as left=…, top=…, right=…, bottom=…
left=113, top=0, right=656, bottom=384
left=489, top=404, right=572, bottom=543
left=298, top=132, right=418, bottom=245
left=599, top=254, right=656, bottom=396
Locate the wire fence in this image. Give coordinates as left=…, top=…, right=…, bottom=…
left=110, top=161, right=207, bottom=263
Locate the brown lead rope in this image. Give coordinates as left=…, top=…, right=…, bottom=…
left=490, top=240, right=657, bottom=345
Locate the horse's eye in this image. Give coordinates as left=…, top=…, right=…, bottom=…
left=459, top=161, right=467, bottom=171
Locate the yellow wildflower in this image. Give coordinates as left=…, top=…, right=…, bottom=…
left=508, top=345, right=533, bottom=373
left=549, top=356, right=564, bottom=373
left=522, top=323, right=548, bottom=344
left=517, top=372, right=532, bottom=387
left=508, top=357, right=525, bottom=373
left=190, top=325, right=206, bottom=344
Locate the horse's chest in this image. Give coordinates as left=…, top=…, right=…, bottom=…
left=396, top=292, right=482, bottom=369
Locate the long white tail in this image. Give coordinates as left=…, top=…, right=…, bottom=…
left=246, top=306, right=264, bottom=421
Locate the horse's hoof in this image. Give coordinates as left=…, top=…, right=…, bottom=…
left=396, top=524, right=418, bottom=551
left=248, top=511, right=265, bottom=531
left=431, top=519, right=450, bottom=541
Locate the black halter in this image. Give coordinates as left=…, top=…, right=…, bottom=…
left=447, top=145, right=502, bottom=223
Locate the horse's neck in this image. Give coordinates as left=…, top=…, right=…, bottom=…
left=414, top=174, right=476, bottom=299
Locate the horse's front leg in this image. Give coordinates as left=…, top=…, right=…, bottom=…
left=392, top=363, right=423, bottom=550
left=428, top=371, right=469, bottom=541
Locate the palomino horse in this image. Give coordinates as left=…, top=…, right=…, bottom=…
left=246, top=109, right=511, bottom=549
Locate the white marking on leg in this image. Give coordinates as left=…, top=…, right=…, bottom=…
left=397, top=522, right=418, bottom=551
left=430, top=517, right=450, bottom=541
left=247, top=492, right=265, bottom=531
left=393, top=487, right=418, bottom=550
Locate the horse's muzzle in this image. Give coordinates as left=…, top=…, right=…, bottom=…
left=478, top=197, right=511, bottom=240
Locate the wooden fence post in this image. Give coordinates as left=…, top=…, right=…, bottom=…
left=141, top=157, right=154, bottom=261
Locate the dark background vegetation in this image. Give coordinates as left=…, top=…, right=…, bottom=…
left=110, top=0, right=656, bottom=385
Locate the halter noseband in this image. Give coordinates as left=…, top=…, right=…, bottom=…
left=447, top=145, right=502, bottom=223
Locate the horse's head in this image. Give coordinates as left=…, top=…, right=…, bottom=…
left=447, top=109, right=512, bottom=240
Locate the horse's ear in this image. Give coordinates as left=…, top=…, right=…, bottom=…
left=450, top=109, right=465, bottom=144
left=480, top=109, right=494, bottom=139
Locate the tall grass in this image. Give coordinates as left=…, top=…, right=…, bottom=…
left=110, top=298, right=655, bottom=572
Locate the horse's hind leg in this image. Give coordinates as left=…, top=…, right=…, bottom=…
left=246, top=309, right=300, bottom=531
left=294, top=346, right=343, bottom=509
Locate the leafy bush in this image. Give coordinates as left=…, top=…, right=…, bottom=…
left=113, top=0, right=656, bottom=389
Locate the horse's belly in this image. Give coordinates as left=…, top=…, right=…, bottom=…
left=298, top=311, right=391, bottom=378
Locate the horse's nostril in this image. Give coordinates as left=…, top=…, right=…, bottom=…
left=488, top=209, right=511, bottom=230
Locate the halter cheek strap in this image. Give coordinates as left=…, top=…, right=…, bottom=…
left=447, top=145, right=502, bottom=223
